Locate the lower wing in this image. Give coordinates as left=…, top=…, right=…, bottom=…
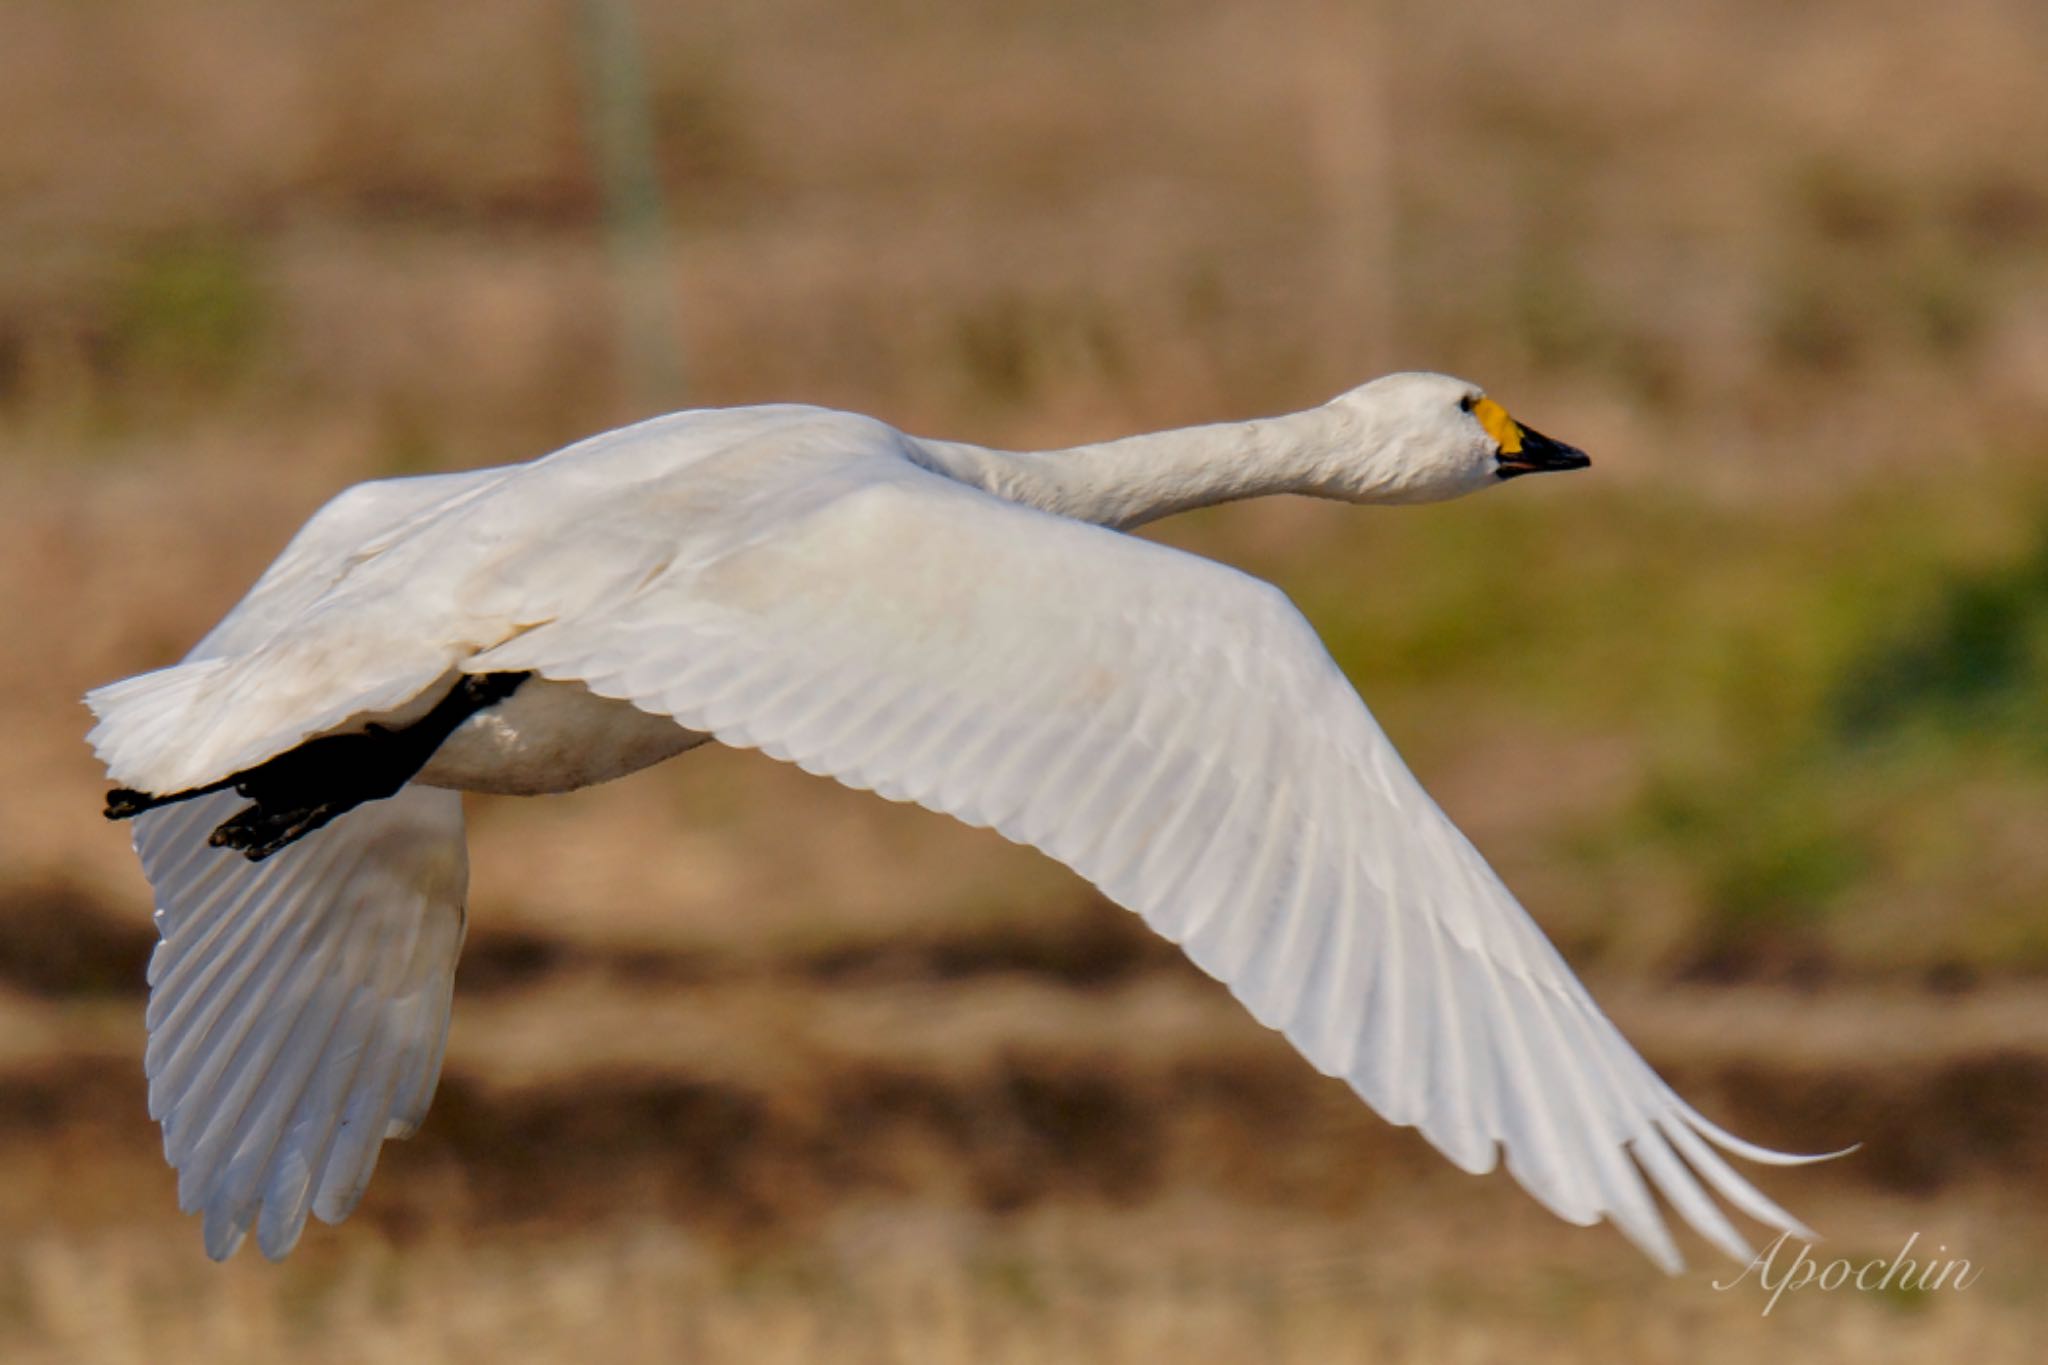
left=136, top=783, right=468, bottom=1259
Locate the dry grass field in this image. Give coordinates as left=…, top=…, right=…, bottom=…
left=3, top=0, right=2048, bottom=1360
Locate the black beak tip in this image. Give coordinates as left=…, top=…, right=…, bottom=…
left=1496, top=426, right=1591, bottom=479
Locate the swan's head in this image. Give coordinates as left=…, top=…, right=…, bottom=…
left=1321, top=372, right=1590, bottom=504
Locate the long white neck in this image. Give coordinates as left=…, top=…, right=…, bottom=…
left=908, top=401, right=1408, bottom=530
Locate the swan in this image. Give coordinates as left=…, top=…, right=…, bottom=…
left=85, top=371, right=1826, bottom=1267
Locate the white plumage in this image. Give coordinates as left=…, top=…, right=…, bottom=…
left=86, top=372, right=1828, bottom=1266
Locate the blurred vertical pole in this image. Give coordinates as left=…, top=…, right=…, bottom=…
left=1306, top=0, right=1397, bottom=374
left=575, top=0, right=686, bottom=412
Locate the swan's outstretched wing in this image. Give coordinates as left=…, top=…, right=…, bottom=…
left=475, top=468, right=1820, bottom=1271
left=135, top=785, right=468, bottom=1260
left=113, top=478, right=491, bottom=1259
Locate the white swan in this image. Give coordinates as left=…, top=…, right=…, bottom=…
left=85, top=372, right=1825, bottom=1266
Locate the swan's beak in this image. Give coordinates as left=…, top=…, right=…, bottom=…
left=1495, top=425, right=1591, bottom=480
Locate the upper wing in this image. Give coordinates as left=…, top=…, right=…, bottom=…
left=86, top=468, right=509, bottom=795
left=472, top=467, right=1821, bottom=1271
left=195, top=468, right=510, bottom=661
left=136, top=784, right=468, bottom=1260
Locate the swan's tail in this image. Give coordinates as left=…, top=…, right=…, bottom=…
left=86, top=658, right=240, bottom=792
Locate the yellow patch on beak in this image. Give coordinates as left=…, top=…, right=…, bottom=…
left=1471, top=396, right=1523, bottom=455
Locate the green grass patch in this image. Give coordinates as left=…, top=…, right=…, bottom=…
left=112, top=235, right=269, bottom=391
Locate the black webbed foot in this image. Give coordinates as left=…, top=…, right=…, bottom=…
left=105, top=787, right=159, bottom=820
left=104, top=775, right=235, bottom=821
left=208, top=797, right=355, bottom=862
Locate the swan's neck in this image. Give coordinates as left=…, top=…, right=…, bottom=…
left=909, top=403, right=1378, bottom=529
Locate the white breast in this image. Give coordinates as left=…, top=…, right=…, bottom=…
left=415, top=676, right=705, bottom=795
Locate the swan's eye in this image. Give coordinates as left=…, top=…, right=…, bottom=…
left=1459, top=393, right=1477, bottom=414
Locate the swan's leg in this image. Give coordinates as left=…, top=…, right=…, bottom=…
left=106, top=672, right=531, bottom=862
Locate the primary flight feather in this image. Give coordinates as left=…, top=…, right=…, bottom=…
left=86, top=371, right=1827, bottom=1266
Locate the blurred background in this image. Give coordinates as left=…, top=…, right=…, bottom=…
left=3, top=0, right=2046, bottom=1359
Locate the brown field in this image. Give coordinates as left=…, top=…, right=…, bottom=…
left=4, top=0, right=2047, bottom=1360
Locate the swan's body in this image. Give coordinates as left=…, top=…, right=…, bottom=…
left=86, top=373, right=1824, bottom=1268
left=418, top=678, right=702, bottom=794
